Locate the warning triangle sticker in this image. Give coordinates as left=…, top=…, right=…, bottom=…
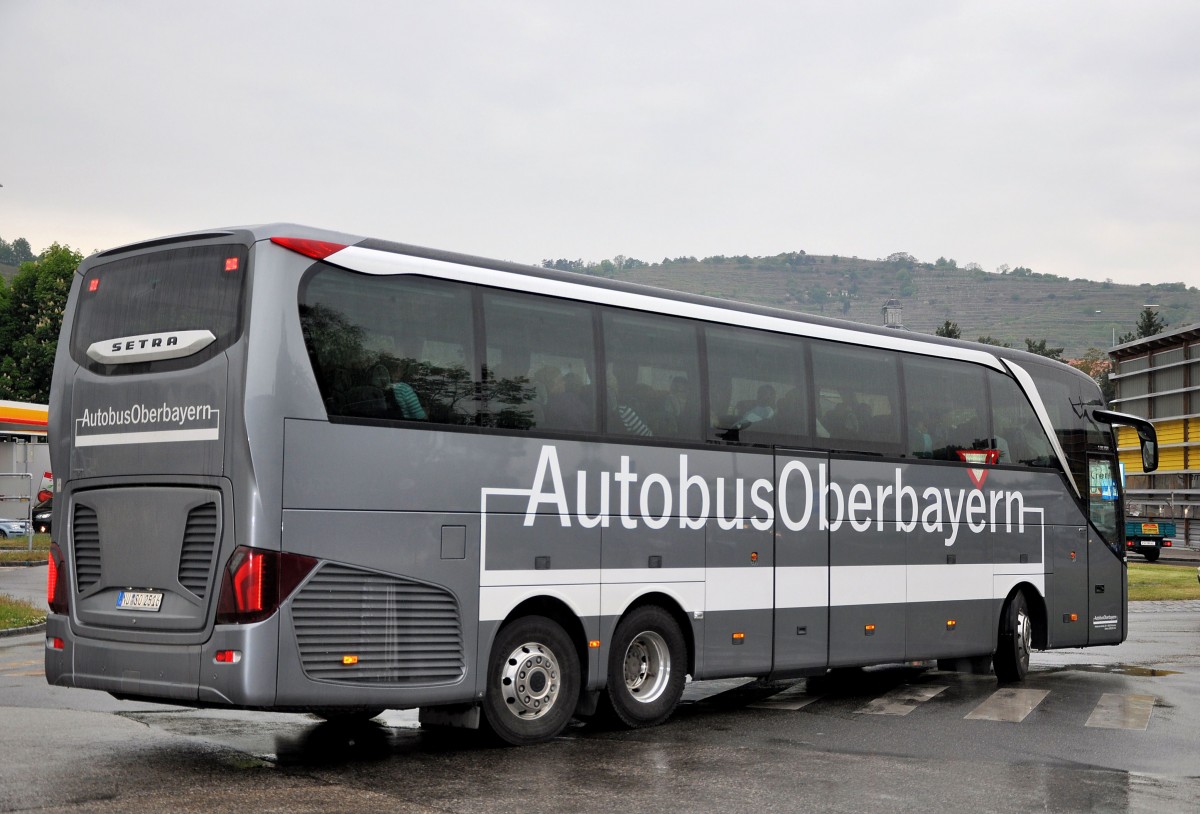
left=957, top=449, right=1000, bottom=489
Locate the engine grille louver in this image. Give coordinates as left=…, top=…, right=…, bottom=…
left=177, top=502, right=219, bottom=598
left=73, top=505, right=102, bottom=592
left=291, top=564, right=464, bottom=686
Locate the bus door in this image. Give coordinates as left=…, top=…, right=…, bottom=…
left=771, top=450, right=830, bottom=676
left=1087, top=455, right=1124, bottom=644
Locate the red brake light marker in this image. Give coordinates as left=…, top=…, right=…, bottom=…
left=270, top=236, right=347, bottom=260
left=88, top=278, right=100, bottom=292
left=224, top=257, right=239, bottom=272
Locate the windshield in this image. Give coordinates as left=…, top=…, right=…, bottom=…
left=71, top=243, right=249, bottom=374
left=1024, top=360, right=1111, bottom=499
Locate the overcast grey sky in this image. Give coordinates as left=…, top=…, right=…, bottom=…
left=2, top=1, right=1198, bottom=285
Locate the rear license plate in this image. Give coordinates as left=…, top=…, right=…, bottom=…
left=117, top=591, right=163, bottom=612
left=1139, top=540, right=1157, bottom=547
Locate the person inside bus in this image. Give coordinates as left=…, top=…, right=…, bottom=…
left=384, top=357, right=427, bottom=420
left=910, top=410, right=934, bottom=457
left=609, top=363, right=653, bottom=436
left=732, top=384, right=777, bottom=430
left=824, top=390, right=868, bottom=439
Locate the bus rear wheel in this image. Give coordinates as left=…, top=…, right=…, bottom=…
left=994, top=591, right=1032, bottom=683
left=482, top=616, right=580, bottom=746
left=597, top=605, right=686, bottom=729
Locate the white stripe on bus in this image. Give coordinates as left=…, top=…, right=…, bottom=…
left=328, top=245, right=1008, bottom=372
left=75, top=428, right=220, bottom=447
left=476, top=565, right=1046, bottom=621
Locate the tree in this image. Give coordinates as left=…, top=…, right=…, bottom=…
left=1069, top=347, right=1116, bottom=404
left=1024, top=338, right=1064, bottom=361
left=935, top=320, right=961, bottom=339
left=0, top=243, right=83, bottom=402
left=1134, top=307, right=1167, bottom=338
left=0, top=237, right=36, bottom=266
left=977, top=336, right=1011, bottom=348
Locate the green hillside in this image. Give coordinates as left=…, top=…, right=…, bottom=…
left=0, top=262, right=16, bottom=284
left=570, top=253, right=1198, bottom=358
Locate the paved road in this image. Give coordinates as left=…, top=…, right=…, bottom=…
left=4, top=604, right=1200, bottom=811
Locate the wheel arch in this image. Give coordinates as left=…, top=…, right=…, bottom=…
left=1004, top=582, right=1048, bottom=650
left=613, top=591, right=696, bottom=677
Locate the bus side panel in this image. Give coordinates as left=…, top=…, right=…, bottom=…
left=772, top=452, right=830, bottom=677
left=275, top=509, right=481, bottom=707
left=701, top=516, right=774, bottom=679
left=1088, top=540, right=1126, bottom=645
left=1045, top=524, right=1089, bottom=648
left=827, top=458, right=905, bottom=666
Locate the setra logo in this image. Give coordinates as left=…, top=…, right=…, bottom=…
left=86, top=330, right=216, bottom=365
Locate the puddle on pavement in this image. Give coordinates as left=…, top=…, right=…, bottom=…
left=1039, top=664, right=1181, bottom=677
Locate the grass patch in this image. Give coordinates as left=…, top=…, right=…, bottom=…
left=1128, top=563, right=1200, bottom=601
left=0, top=533, right=50, bottom=564
left=0, top=593, right=46, bottom=630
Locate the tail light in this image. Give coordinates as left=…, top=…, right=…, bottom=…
left=47, top=543, right=68, bottom=615
left=215, top=547, right=317, bottom=624
left=270, top=236, right=347, bottom=260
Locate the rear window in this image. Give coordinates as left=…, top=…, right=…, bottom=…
left=72, top=244, right=249, bottom=373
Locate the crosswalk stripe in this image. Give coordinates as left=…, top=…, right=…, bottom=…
left=855, top=684, right=946, bottom=715
left=748, top=685, right=822, bottom=711
left=1085, top=693, right=1156, bottom=730
left=964, top=688, right=1049, bottom=723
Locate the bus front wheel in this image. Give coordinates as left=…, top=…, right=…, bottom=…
left=482, top=615, right=580, bottom=746
left=994, top=591, right=1032, bottom=683
left=597, top=605, right=686, bottom=729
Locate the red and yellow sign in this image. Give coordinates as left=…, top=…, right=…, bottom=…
left=0, top=400, right=48, bottom=436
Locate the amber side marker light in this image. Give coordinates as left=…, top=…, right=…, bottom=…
left=342, top=655, right=359, bottom=666
left=588, top=640, right=601, bottom=649
left=946, top=620, right=957, bottom=631
left=732, top=632, right=745, bottom=645
left=864, top=624, right=876, bottom=636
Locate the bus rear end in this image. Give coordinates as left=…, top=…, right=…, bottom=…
left=46, top=228, right=298, bottom=706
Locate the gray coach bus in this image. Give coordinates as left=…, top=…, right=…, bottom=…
left=45, top=225, right=1158, bottom=745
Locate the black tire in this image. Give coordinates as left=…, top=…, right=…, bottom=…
left=596, top=605, right=687, bottom=729
left=0, top=530, right=7, bottom=539
left=481, top=616, right=580, bottom=746
left=994, top=591, right=1032, bottom=683
left=1142, top=549, right=1161, bottom=563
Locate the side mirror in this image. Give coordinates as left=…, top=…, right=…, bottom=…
left=1137, top=429, right=1158, bottom=472
left=1092, top=409, right=1158, bottom=473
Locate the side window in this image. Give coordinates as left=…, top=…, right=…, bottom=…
left=707, top=325, right=809, bottom=447
left=602, top=310, right=701, bottom=440
left=811, top=341, right=901, bottom=455
left=988, top=371, right=1057, bottom=468
left=299, top=268, right=478, bottom=425
left=903, top=356, right=988, bottom=460
left=482, top=291, right=598, bottom=432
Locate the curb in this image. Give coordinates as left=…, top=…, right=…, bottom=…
left=0, top=622, right=46, bottom=639
left=0, top=561, right=47, bottom=569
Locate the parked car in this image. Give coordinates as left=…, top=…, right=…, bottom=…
left=33, top=498, right=52, bottom=534
left=0, top=518, right=29, bottom=538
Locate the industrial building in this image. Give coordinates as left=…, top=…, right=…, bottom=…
left=1109, top=323, right=1200, bottom=547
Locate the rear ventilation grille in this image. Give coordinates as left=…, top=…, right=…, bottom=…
left=292, top=565, right=464, bottom=686
left=177, top=503, right=219, bottom=598
left=73, top=506, right=102, bottom=592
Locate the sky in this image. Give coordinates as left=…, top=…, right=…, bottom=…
left=2, top=1, right=1198, bottom=285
